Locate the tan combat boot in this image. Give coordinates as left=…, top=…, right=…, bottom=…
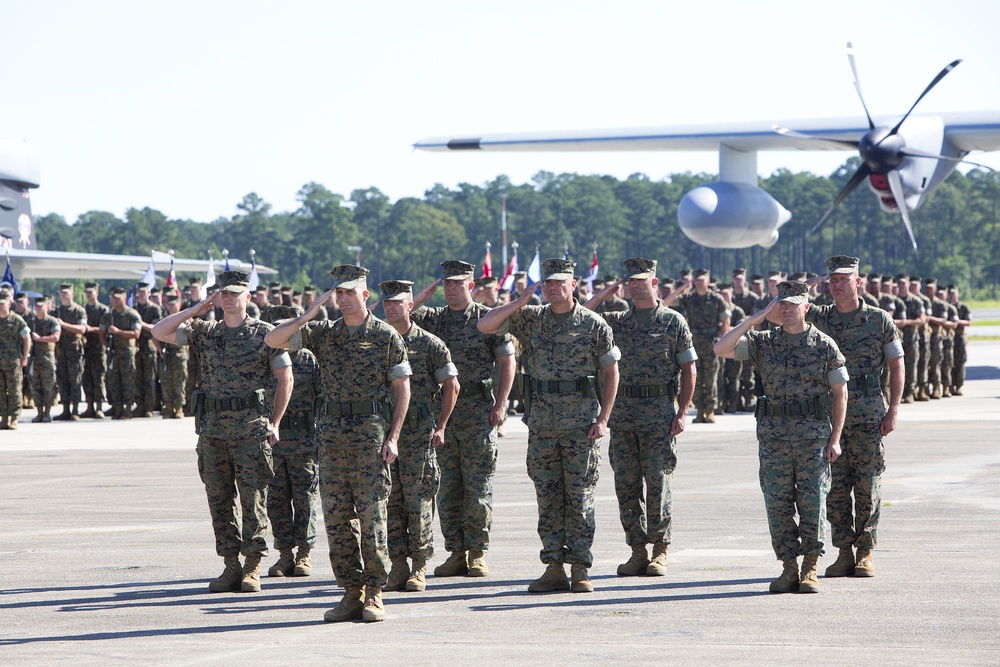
left=467, top=549, right=489, bottom=577
left=952, top=386, right=963, bottom=396
left=692, top=411, right=706, bottom=424
left=570, top=564, right=594, bottom=593
left=386, top=558, right=410, bottom=591
left=941, top=384, right=951, bottom=398
left=406, top=559, right=427, bottom=592
left=433, top=550, right=468, bottom=577
left=854, top=548, right=875, bottom=577
left=616, top=544, right=649, bottom=576
left=768, top=558, right=799, bottom=593
left=929, top=384, right=941, bottom=399
left=324, top=585, right=364, bottom=622
left=241, top=553, right=262, bottom=592
left=798, top=554, right=820, bottom=593
left=293, top=547, right=311, bottom=576
left=267, top=549, right=295, bottom=577
left=824, top=546, right=855, bottom=577
left=208, top=555, right=243, bottom=593
left=70, top=402, right=80, bottom=420
left=527, top=563, right=570, bottom=593
left=703, top=411, right=716, bottom=424
left=362, top=586, right=385, bottom=622
left=916, top=387, right=930, bottom=402
left=646, top=542, right=668, bottom=576
left=8, top=417, right=18, bottom=431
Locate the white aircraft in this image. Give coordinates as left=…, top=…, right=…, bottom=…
left=415, top=44, right=1000, bottom=251
left=1, top=140, right=275, bottom=282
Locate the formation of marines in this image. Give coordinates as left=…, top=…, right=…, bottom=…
left=0, top=254, right=975, bottom=620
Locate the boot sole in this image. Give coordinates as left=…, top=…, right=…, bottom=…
left=292, top=567, right=311, bottom=576
left=797, top=584, right=820, bottom=594
left=405, top=581, right=426, bottom=592
left=854, top=570, right=875, bottom=578
left=467, top=569, right=488, bottom=577
left=528, top=584, right=570, bottom=593
left=433, top=568, right=468, bottom=577
left=324, top=609, right=363, bottom=622
left=824, top=568, right=855, bottom=577
left=768, top=584, right=799, bottom=594
left=208, top=582, right=242, bottom=593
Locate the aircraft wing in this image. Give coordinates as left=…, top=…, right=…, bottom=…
left=414, top=111, right=1000, bottom=153
left=6, top=249, right=277, bottom=281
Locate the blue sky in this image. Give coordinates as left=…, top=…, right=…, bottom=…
left=6, top=0, right=1000, bottom=223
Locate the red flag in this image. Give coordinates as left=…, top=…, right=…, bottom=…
left=481, top=246, right=493, bottom=278
left=165, top=254, right=176, bottom=290
left=586, top=247, right=599, bottom=284
left=500, top=251, right=518, bottom=290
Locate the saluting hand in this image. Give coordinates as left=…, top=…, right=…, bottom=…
left=592, top=279, right=623, bottom=304
left=413, top=279, right=441, bottom=306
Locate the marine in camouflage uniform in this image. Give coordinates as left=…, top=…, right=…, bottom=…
left=260, top=306, right=321, bottom=580
left=381, top=280, right=459, bottom=593
left=894, top=275, right=925, bottom=403
left=716, top=280, right=848, bottom=594
left=0, top=291, right=31, bottom=430
left=159, top=294, right=190, bottom=419
left=939, top=292, right=958, bottom=398
left=586, top=258, right=696, bottom=578
left=100, top=288, right=142, bottom=419
left=155, top=271, right=293, bottom=594
left=948, top=286, right=971, bottom=395
left=720, top=287, right=746, bottom=414
left=923, top=278, right=949, bottom=399
left=731, top=268, right=760, bottom=411
left=54, top=284, right=88, bottom=420
left=665, top=268, right=730, bottom=422
left=182, top=280, right=204, bottom=416
left=411, top=260, right=515, bottom=578
left=911, top=278, right=933, bottom=401
left=267, top=265, right=410, bottom=624
left=14, top=294, right=34, bottom=410
left=29, top=298, right=60, bottom=422
left=806, top=256, right=903, bottom=578
left=480, top=258, right=620, bottom=594
left=133, top=284, right=162, bottom=417
left=81, top=283, right=110, bottom=418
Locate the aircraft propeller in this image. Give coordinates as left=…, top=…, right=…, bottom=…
left=775, top=43, right=967, bottom=253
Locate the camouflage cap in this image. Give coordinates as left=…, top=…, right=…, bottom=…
left=767, top=270, right=785, bottom=280
left=149, top=287, right=161, bottom=295
left=826, top=255, right=860, bottom=274
left=303, top=285, right=317, bottom=295
left=923, top=277, right=937, bottom=286
left=542, top=258, right=576, bottom=281
left=329, top=265, right=369, bottom=290
left=188, top=277, right=202, bottom=286
left=109, top=286, right=127, bottom=296
left=789, top=272, right=808, bottom=282
left=84, top=282, right=99, bottom=290
left=732, top=267, right=747, bottom=276
left=264, top=305, right=302, bottom=323
left=14, top=292, right=26, bottom=300
left=218, top=270, right=251, bottom=293
left=165, top=293, right=180, bottom=303
left=513, top=271, right=527, bottom=280
left=895, top=272, right=909, bottom=282
left=947, top=285, right=957, bottom=292
left=476, top=276, right=498, bottom=287
left=59, top=282, right=73, bottom=291
left=268, top=281, right=282, bottom=289
left=751, top=274, right=765, bottom=283
left=135, top=282, right=151, bottom=291
left=441, top=260, right=475, bottom=281
left=776, top=280, right=809, bottom=305
left=692, top=268, right=709, bottom=279
left=910, top=275, right=922, bottom=283
left=602, top=274, right=618, bottom=283
left=33, top=296, right=47, bottom=306
left=380, top=279, right=414, bottom=301
left=868, top=274, right=882, bottom=283
left=623, top=257, right=656, bottom=280
left=0, top=290, right=10, bottom=302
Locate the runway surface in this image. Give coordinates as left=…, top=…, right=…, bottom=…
left=2, top=342, right=999, bottom=665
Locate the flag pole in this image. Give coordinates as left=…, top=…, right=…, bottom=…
left=500, top=194, right=507, bottom=267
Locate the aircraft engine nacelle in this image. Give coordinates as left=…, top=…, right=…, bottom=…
left=677, top=182, right=792, bottom=249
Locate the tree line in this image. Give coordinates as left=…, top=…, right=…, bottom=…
left=30, top=158, right=1000, bottom=299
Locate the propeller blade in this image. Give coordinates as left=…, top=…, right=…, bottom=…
left=886, top=169, right=919, bottom=253
left=879, top=59, right=962, bottom=144
left=772, top=125, right=858, bottom=148
left=810, top=163, right=872, bottom=233
left=846, top=42, right=875, bottom=130
left=898, top=147, right=997, bottom=172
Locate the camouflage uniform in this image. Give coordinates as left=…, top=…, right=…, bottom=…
left=30, top=312, right=60, bottom=409
left=732, top=289, right=760, bottom=407
left=941, top=301, right=958, bottom=394
left=898, top=292, right=924, bottom=400
left=722, top=303, right=746, bottom=412
left=291, top=314, right=410, bottom=589
left=952, top=299, right=971, bottom=392
left=502, top=300, right=619, bottom=567
left=182, top=294, right=203, bottom=415
left=266, top=347, right=321, bottom=553
left=101, top=306, right=142, bottom=411
left=83, top=301, right=110, bottom=409
left=735, top=325, right=847, bottom=561
left=55, top=301, right=87, bottom=407
left=925, top=290, right=948, bottom=394
left=134, top=300, right=162, bottom=413
left=411, top=302, right=514, bottom=554
left=0, top=311, right=30, bottom=421
left=673, top=289, right=729, bottom=415
left=806, top=301, right=902, bottom=552
left=914, top=289, right=933, bottom=393
left=160, top=337, right=190, bottom=416
left=388, top=322, right=455, bottom=562
left=602, top=302, right=695, bottom=549
left=177, top=316, right=290, bottom=558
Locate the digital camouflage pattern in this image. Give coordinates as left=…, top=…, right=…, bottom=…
left=84, top=301, right=109, bottom=406
left=806, top=302, right=901, bottom=551
left=266, top=348, right=321, bottom=552
left=412, top=302, right=512, bottom=552
left=134, top=301, right=162, bottom=412
left=899, top=293, right=924, bottom=399
left=914, top=291, right=932, bottom=389
left=926, top=294, right=949, bottom=390
left=952, top=299, right=970, bottom=389
left=30, top=314, right=60, bottom=408
left=941, top=301, right=958, bottom=395
left=0, top=312, right=29, bottom=418
left=723, top=303, right=746, bottom=412
left=732, top=290, right=760, bottom=403
left=504, top=300, right=619, bottom=567
left=55, top=302, right=87, bottom=405
left=180, top=316, right=290, bottom=558
left=160, top=339, right=189, bottom=415
left=674, top=290, right=729, bottom=414
left=295, top=313, right=410, bottom=589
left=101, top=306, right=141, bottom=409
left=737, top=325, right=847, bottom=560
left=602, top=300, right=694, bottom=547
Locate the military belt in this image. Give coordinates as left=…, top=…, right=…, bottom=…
left=846, top=372, right=883, bottom=397
left=203, top=393, right=260, bottom=412
left=691, top=327, right=720, bottom=338
left=756, top=396, right=828, bottom=419
left=34, top=342, right=54, bottom=353
left=320, top=400, right=380, bottom=417
left=618, top=382, right=676, bottom=399
left=405, top=404, right=433, bottom=429
left=279, top=414, right=313, bottom=431
left=529, top=378, right=590, bottom=394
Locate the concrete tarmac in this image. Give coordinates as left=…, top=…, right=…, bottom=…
left=2, top=342, right=999, bottom=666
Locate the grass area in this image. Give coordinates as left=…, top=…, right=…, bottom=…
left=972, top=320, right=1000, bottom=326
left=969, top=335, right=1000, bottom=341
left=968, top=299, right=1000, bottom=309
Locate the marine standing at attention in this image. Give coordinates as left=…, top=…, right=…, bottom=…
left=584, top=258, right=696, bottom=578
left=100, top=287, right=142, bottom=420
left=478, top=258, right=620, bottom=594
left=715, top=280, right=847, bottom=594
left=153, top=271, right=293, bottom=595
left=266, top=265, right=410, bottom=624
left=29, top=297, right=60, bottom=423
left=411, top=260, right=515, bottom=579
left=0, top=290, right=31, bottom=430
left=53, top=283, right=87, bottom=420
left=81, top=282, right=109, bottom=419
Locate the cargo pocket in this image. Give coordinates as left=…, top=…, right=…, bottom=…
left=195, top=441, right=207, bottom=484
